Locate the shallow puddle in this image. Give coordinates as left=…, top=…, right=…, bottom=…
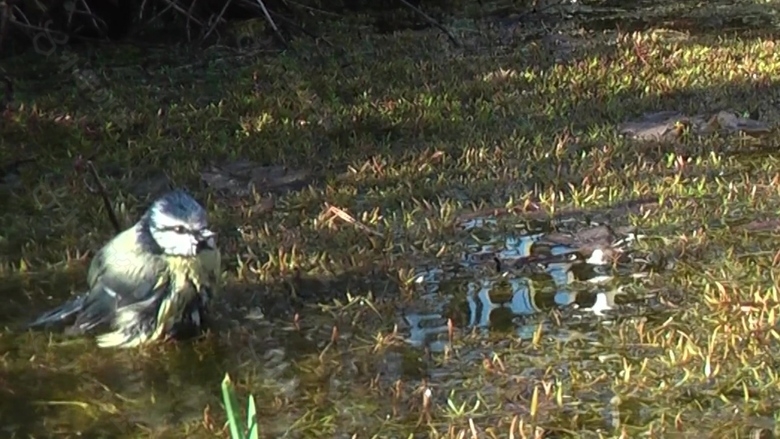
left=403, top=217, right=655, bottom=352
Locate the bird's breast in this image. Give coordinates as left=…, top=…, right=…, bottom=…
left=150, top=252, right=220, bottom=340
left=166, top=249, right=221, bottom=303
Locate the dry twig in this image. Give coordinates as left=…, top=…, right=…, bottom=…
left=76, top=156, right=123, bottom=234
left=324, top=203, right=384, bottom=238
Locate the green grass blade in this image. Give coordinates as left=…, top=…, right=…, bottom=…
left=246, top=394, right=259, bottom=439
left=221, top=373, right=244, bottom=439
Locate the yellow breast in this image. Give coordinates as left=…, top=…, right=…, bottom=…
left=151, top=249, right=222, bottom=340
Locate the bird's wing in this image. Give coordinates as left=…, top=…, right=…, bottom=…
left=70, top=249, right=168, bottom=334
left=27, top=294, right=87, bottom=328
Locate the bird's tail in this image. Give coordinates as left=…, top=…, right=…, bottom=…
left=27, top=295, right=86, bottom=329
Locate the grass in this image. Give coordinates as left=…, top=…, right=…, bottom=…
left=1, top=0, right=780, bottom=437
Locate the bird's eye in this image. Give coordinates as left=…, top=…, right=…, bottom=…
left=173, top=226, right=188, bottom=234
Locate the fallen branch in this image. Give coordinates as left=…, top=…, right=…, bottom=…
left=397, top=0, right=460, bottom=47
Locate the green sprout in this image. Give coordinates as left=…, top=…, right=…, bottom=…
left=221, top=373, right=259, bottom=439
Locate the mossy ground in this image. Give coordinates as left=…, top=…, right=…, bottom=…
left=2, top=1, right=780, bottom=437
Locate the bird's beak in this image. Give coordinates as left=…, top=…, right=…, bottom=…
left=195, top=229, right=217, bottom=250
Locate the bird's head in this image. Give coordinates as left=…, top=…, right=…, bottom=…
left=143, top=190, right=216, bottom=257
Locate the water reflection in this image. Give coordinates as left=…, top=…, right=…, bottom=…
left=405, top=229, right=640, bottom=350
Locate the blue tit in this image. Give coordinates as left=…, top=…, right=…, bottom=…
left=27, top=189, right=222, bottom=348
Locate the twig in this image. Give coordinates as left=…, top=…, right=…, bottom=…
left=9, top=3, right=28, bottom=26
left=255, top=0, right=287, bottom=47
left=77, top=157, right=122, bottom=234
left=160, top=0, right=204, bottom=27
left=397, top=0, right=460, bottom=47
left=269, top=10, right=334, bottom=48
left=202, top=0, right=233, bottom=42
left=1, top=75, right=11, bottom=109
left=0, top=0, right=10, bottom=52
left=280, top=0, right=342, bottom=18
left=64, top=0, right=75, bottom=27
left=186, top=0, right=198, bottom=41
left=7, top=13, right=70, bottom=42
left=135, top=2, right=175, bottom=35
left=76, top=0, right=106, bottom=36
left=58, top=2, right=110, bottom=38
left=324, top=204, right=384, bottom=238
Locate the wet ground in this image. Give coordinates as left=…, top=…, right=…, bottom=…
left=1, top=213, right=676, bottom=437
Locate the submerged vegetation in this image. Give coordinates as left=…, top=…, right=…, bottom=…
left=2, top=0, right=780, bottom=437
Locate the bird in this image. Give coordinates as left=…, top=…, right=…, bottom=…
left=27, top=189, right=222, bottom=348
